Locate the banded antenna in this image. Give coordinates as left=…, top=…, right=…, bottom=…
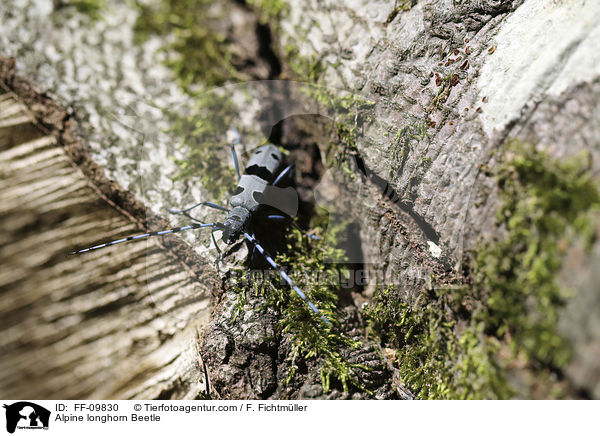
left=71, top=222, right=219, bottom=254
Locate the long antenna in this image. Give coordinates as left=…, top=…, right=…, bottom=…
left=231, top=127, right=242, bottom=181
left=71, top=223, right=218, bottom=254
left=243, top=232, right=331, bottom=324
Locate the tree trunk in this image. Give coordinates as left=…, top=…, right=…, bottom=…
left=1, top=0, right=599, bottom=399
left=0, top=60, right=218, bottom=398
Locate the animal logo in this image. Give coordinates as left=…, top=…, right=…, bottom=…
left=3, top=402, right=50, bottom=433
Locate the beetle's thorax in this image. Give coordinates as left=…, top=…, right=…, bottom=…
left=221, top=144, right=285, bottom=244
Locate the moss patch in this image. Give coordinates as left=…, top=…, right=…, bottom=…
left=167, top=89, right=238, bottom=201
left=473, top=140, right=599, bottom=368
left=365, top=287, right=509, bottom=399
left=132, top=0, right=292, bottom=199
left=133, top=0, right=244, bottom=89
left=53, top=0, right=106, bottom=20
left=233, top=211, right=370, bottom=393
left=246, top=0, right=288, bottom=26
left=277, top=216, right=367, bottom=393
left=297, top=85, right=375, bottom=180
left=365, top=140, right=600, bottom=398
left=133, top=0, right=289, bottom=89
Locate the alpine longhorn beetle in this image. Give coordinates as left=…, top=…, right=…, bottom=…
left=72, top=128, right=331, bottom=324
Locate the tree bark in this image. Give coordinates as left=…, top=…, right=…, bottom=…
left=0, top=60, right=217, bottom=398
left=1, top=0, right=599, bottom=399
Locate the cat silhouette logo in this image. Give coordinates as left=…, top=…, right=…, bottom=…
left=3, top=402, right=50, bottom=433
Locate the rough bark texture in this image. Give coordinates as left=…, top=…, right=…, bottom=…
left=276, top=0, right=600, bottom=398
left=1, top=0, right=599, bottom=399
left=0, top=59, right=217, bottom=399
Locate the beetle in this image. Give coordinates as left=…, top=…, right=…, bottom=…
left=72, top=128, right=331, bottom=324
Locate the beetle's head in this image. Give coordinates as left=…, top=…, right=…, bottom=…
left=222, top=207, right=250, bottom=244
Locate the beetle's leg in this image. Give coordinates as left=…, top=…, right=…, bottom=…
left=169, top=209, right=208, bottom=225
left=231, top=126, right=242, bottom=182
left=169, top=201, right=229, bottom=215
left=211, top=227, right=222, bottom=260
left=243, top=232, right=331, bottom=325
left=291, top=221, right=321, bottom=240
left=247, top=232, right=258, bottom=263
left=273, top=163, right=294, bottom=186
left=267, top=214, right=321, bottom=240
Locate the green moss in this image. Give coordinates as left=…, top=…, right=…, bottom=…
left=365, top=140, right=600, bottom=398
left=233, top=211, right=370, bottom=393
left=385, top=0, right=418, bottom=24
left=299, top=85, right=375, bottom=180
left=168, top=89, right=237, bottom=201
left=427, top=73, right=455, bottom=113
left=284, top=47, right=324, bottom=83
left=55, top=0, right=106, bottom=20
left=246, top=0, right=289, bottom=25
left=364, top=286, right=510, bottom=399
left=473, top=140, right=599, bottom=369
left=134, top=0, right=244, bottom=89
left=391, top=120, right=429, bottom=173
left=274, top=215, right=372, bottom=392
left=398, top=0, right=418, bottom=10
left=133, top=0, right=290, bottom=89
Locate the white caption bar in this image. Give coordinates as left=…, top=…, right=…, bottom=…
left=0, top=400, right=597, bottom=436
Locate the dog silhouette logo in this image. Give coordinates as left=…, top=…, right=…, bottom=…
left=3, top=402, right=50, bottom=433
